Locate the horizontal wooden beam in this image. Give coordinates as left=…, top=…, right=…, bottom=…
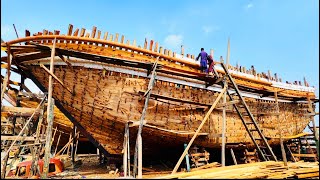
left=1, top=136, right=44, bottom=141
left=292, top=153, right=317, bottom=158
left=1, top=106, right=40, bottom=116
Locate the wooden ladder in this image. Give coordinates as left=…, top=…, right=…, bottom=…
left=220, top=63, right=277, bottom=161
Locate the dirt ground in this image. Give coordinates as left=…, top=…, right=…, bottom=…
left=50, top=156, right=169, bottom=179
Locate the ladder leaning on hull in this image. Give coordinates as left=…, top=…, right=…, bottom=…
left=219, top=63, right=277, bottom=161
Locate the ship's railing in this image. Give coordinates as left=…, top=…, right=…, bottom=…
left=1, top=24, right=315, bottom=93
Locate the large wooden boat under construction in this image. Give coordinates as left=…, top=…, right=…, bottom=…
left=1, top=24, right=317, bottom=159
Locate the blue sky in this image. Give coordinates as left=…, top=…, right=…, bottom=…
left=1, top=0, right=319, bottom=127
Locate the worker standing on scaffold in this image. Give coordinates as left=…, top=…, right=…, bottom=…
left=196, top=48, right=208, bottom=73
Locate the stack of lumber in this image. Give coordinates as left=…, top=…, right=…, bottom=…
left=155, top=161, right=319, bottom=179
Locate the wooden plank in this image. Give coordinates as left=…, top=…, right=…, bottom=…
left=73, top=28, right=79, bottom=36
left=181, top=45, right=184, bottom=56
left=80, top=28, right=86, bottom=37
left=97, top=30, right=101, bottom=39
left=91, top=26, right=97, bottom=38
left=1, top=136, right=39, bottom=141
left=154, top=42, right=159, bottom=52
left=40, top=64, right=73, bottom=93
left=67, top=24, right=73, bottom=36
left=144, top=38, right=147, bottom=49
left=292, top=153, right=317, bottom=158
left=120, top=35, right=125, bottom=44
left=2, top=106, right=39, bottom=114
left=149, top=40, right=154, bottom=51
left=115, top=33, right=119, bottom=42
left=103, top=32, right=108, bottom=40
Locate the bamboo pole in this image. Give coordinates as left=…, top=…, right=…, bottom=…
left=171, top=86, right=227, bottom=174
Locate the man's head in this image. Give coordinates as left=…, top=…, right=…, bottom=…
left=201, top=48, right=204, bottom=51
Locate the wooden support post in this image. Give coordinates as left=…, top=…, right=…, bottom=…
left=127, top=123, right=131, bottom=177
left=99, top=149, right=103, bottom=164
left=66, top=132, right=72, bottom=156
left=181, top=45, right=184, bottom=56
left=41, top=38, right=56, bottom=178
left=226, top=38, right=230, bottom=66
left=221, top=78, right=227, bottom=167
left=71, top=125, right=77, bottom=166
left=285, top=144, right=297, bottom=162
left=154, top=42, right=159, bottom=52
left=75, top=133, right=80, bottom=159
left=1, top=152, right=9, bottom=179
left=55, top=132, right=80, bottom=156
left=50, top=126, right=58, bottom=145
left=123, top=123, right=129, bottom=177
left=137, top=134, right=142, bottom=178
left=54, top=132, right=62, bottom=156
left=42, top=98, right=54, bottom=178
left=230, top=148, right=237, bottom=165
left=274, top=91, right=287, bottom=167
left=171, top=86, right=227, bottom=174
left=184, top=143, right=191, bottom=172
left=222, top=40, right=230, bottom=166
left=133, top=58, right=159, bottom=177
left=1, top=45, right=12, bottom=106
left=30, top=102, right=45, bottom=176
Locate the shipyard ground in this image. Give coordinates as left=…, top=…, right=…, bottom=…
left=38, top=155, right=319, bottom=179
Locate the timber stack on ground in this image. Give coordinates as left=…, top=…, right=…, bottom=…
left=152, top=161, right=319, bottom=179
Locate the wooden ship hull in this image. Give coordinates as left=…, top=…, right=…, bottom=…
left=1, top=24, right=317, bottom=156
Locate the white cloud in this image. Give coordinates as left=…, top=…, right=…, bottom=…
left=202, top=25, right=220, bottom=35
left=161, top=18, right=177, bottom=33
left=245, top=3, right=254, bottom=10
left=164, top=34, right=183, bottom=51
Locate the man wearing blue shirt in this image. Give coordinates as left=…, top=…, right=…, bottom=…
left=196, top=48, right=208, bottom=73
